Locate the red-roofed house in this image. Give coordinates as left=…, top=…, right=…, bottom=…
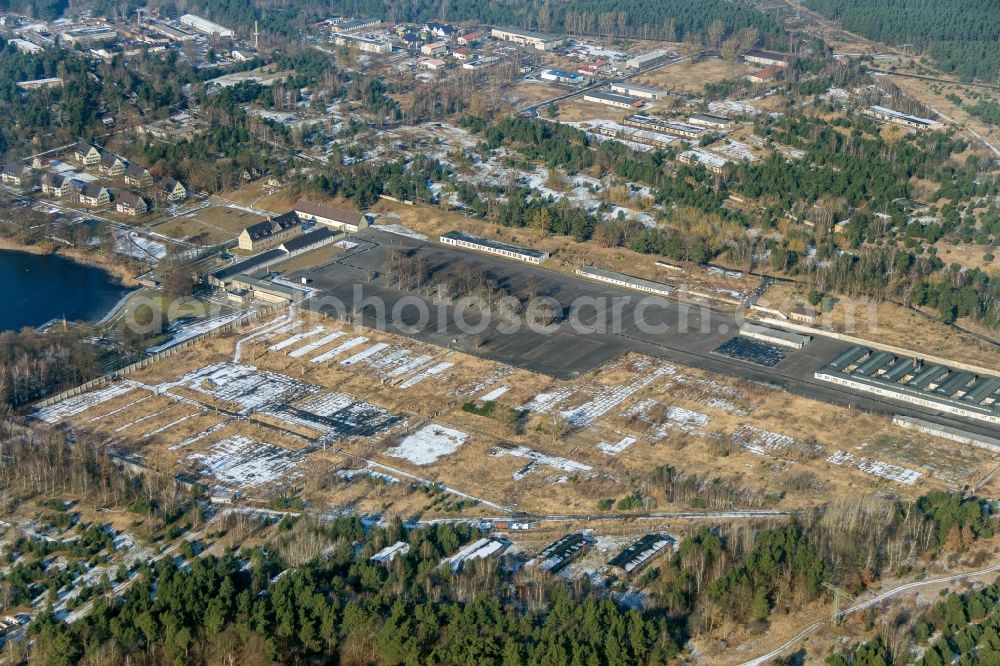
left=746, top=65, right=783, bottom=83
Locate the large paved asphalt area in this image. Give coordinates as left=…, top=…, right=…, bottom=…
left=286, top=229, right=1000, bottom=441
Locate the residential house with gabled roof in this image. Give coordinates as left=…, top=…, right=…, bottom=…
left=424, top=22, right=458, bottom=39
left=42, top=172, right=71, bottom=197
left=74, top=141, right=101, bottom=166
left=1, top=164, right=30, bottom=186
left=116, top=191, right=148, bottom=216
left=99, top=152, right=127, bottom=176
left=746, top=65, right=783, bottom=84
left=237, top=211, right=302, bottom=251
left=161, top=178, right=187, bottom=202
left=79, top=182, right=111, bottom=206
left=124, top=163, right=153, bottom=188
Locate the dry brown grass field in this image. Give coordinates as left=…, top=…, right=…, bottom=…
left=151, top=205, right=267, bottom=244
left=504, top=80, right=567, bottom=107
left=37, top=308, right=990, bottom=522
left=639, top=58, right=753, bottom=93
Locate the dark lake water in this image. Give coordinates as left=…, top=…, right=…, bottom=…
left=0, top=249, right=133, bottom=331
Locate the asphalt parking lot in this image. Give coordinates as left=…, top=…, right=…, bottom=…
left=291, top=229, right=744, bottom=378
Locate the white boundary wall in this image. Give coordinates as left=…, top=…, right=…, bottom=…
left=893, top=416, right=1000, bottom=453
left=575, top=267, right=675, bottom=297
left=440, top=234, right=548, bottom=264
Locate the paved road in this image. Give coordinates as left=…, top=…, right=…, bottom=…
left=865, top=68, right=1000, bottom=93
left=518, top=80, right=602, bottom=116
left=928, top=105, right=1000, bottom=158
left=740, top=562, right=1000, bottom=665
left=218, top=504, right=789, bottom=527
left=418, top=510, right=790, bottom=524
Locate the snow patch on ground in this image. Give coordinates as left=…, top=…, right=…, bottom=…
left=385, top=354, right=434, bottom=379
left=453, top=368, right=514, bottom=398
left=822, top=87, right=853, bottom=102
left=269, top=326, right=326, bottom=351
left=147, top=312, right=245, bottom=353
left=859, top=460, right=921, bottom=485
left=288, top=331, right=344, bottom=357
left=827, top=451, right=920, bottom=485
left=265, top=320, right=303, bottom=338
left=605, top=205, right=656, bottom=227
left=731, top=425, right=820, bottom=459
left=399, top=361, right=453, bottom=388
left=627, top=399, right=712, bottom=439
left=114, top=230, right=168, bottom=260
left=168, top=362, right=321, bottom=414
left=187, top=435, right=300, bottom=489
left=33, top=382, right=141, bottom=423
left=480, top=386, right=509, bottom=401
left=665, top=374, right=757, bottom=415
left=377, top=223, right=428, bottom=240
left=491, top=445, right=592, bottom=480
left=248, top=109, right=297, bottom=124
left=521, top=387, right=576, bottom=413
left=598, top=436, right=637, bottom=455
left=309, top=335, right=368, bottom=363
left=386, top=424, right=469, bottom=465
left=311, top=336, right=368, bottom=363
left=523, top=361, right=675, bottom=429
left=560, top=361, right=675, bottom=427
left=337, top=464, right=399, bottom=484
left=341, top=342, right=389, bottom=366
left=714, top=140, right=758, bottom=162
left=663, top=406, right=710, bottom=429
left=708, top=100, right=761, bottom=117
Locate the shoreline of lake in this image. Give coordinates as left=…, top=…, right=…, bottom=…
left=0, top=236, right=140, bottom=287
left=0, top=247, right=137, bottom=331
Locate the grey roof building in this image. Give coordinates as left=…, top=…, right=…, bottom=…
left=440, top=230, right=549, bottom=263
left=817, top=346, right=1000, bottom=425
